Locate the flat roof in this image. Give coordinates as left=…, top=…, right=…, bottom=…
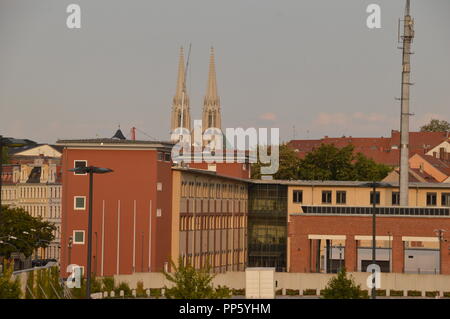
left=56, top=139, right=174, bottom=151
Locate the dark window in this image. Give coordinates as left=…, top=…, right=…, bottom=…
left=442, top=193, right=450, bottom=207
left=74, top=160, right=87, bottom=175
left=426, top=192, right=437, bottom=206
left=157, top=152, right=164, bottom=161
left=293, top=190, right=303, bottom=203
left=164, top=153, right=171, bottom=162
left=392, top=192, right=400, bottom=206
left=336, top=191, right=346, bottom=204
left=370, top=191, right=380, bottom=205
left=322, top=191, right=332, bottom=204
left=74, top=231, right=84, bottom=244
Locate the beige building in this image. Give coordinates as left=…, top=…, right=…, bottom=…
left=171, top=168, right=248, bottom=272
left=1, top=158, right=62, bottom=261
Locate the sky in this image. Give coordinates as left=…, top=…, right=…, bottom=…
left=0, top=0, right=449, bottom=144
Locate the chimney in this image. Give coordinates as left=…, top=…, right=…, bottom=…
left=440, top=147, right=445, bottom=160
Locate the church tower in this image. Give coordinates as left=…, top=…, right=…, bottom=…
left=170, top=47, right=191, bottom=138
left=202, top=47, right=222, bottom=132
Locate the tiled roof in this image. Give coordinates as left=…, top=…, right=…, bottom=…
left=416, top=154, right=450, bottom=177
left=289, top=130, right=450, bottom=166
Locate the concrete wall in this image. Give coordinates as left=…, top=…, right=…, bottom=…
left=112, top=271, right=450, bottom=296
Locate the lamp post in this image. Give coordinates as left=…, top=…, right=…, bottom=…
left=0, top=136, right=29, bottom=215
left=434, top=229, right=447, bottom=275
left=69, top=166, right=113, bottom=299
left=359, top=181, right=392, bottom=299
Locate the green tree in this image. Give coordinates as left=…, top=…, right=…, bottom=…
left=163, top=258, right=231, bottom=299
left=0, top=206, right=55, bottom=258
left=297, top=144, right=392, bottom=181
left=420, top=119, right=450, bottom=132
left=0, top=260, right=22, bottom=299
left=1, top=146, right=8, bottom=164
left=251, top=144, right=301, bottom=180
left=321, top=268, right=367, bottom=299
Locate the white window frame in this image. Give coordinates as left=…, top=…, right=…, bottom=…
left=73, top=160, right=88, bottom=175
left=156, top=208, right=162, bottom=217
left=73, top=230, right=85, bottom=244
left=157, top=182, right=163, bottom=191
left=74, top=196, right=86, bottom=210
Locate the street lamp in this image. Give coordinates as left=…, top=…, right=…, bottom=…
left=69, top=166, right=113, bottom=299
left=0, top=136, right=30, bottom=215
left=434, top=229, right=447, bottom=275
left=359, top=181, right=392, bottom=299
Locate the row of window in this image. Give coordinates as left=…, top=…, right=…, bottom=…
left=293, top=190, right=450, bottom=207
left=181, top=181, right=247, bottom=199
left=180, top=215, right=246, bottom=231
left=1, top=186, right=61, bottom=200
left=73, top=196, right=162, bottom=217
left=302, top=206, right=450, bottom=216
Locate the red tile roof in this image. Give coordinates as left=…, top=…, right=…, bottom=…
left=289, top=130, right=450, bottom=166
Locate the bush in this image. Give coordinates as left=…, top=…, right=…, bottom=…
left=389, top=290, right=404, bottom=297
left=0, top=261, right=21, bottom=299
left=215, top=286, right=232, bottom=299
left=321, top=268, right=367, bottom=299
left=115, top=282, right=132, bottom=297
left=275, top=289, right=283, bottom=296
left=150, top=288, right=162, bottom=298
left=231, top=288, right=245, bottom=296
left=286, top=289, right=299, bottom=296
left=102, top=277, right=115, bottom=292
left=425, top=291, right=439, bottom=298
left=303, top=289, right=317, bottom=296
left=443, top=292, right=450, bottom=298
left=407, top=290, right=422, bottom=297
left=376, top=289, right=386, bottom=297
left=136, top=281, right=146, bottom=298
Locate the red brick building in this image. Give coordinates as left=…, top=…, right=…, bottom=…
left=58, top=138, right=174, bottom=276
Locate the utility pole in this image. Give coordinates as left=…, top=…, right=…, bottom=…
left=399, top=0, right=415, bottom=206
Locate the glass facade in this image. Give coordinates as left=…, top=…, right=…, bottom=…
left=247, top=184, right=288, bottom=271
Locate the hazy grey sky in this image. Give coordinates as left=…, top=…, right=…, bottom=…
left=1, top=0, right=449, bottom=143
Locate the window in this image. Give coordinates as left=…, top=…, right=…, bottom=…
left=426, top=192, right=437, bottom=206
left=157, top=152, right=164, bottom=161
left=442, top=193, right=450, bottom=207
left=73, top=231, right=85, bottom=244
left=322, top=191, right=332, bottom=204
left=293, top=190, right=303, bottom=203
left=370, top=191, right=380, bottom=205
left=74, top=196, right=86, bottom=210
left=392, top=192, right=400, bottom=206
left=156, top=208, right=162, bottom=217
left=73, top=160, right=87, bottom=175
left=157, top=182, right=163, bottom=191
left=336, top=191, right=346, bottom=204
left=164, top=153, right=171, bottom=162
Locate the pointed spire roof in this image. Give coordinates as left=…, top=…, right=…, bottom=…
left=175, top=46, right=186, bottom=96
left=112, top=128, right=126, bottom=140
left=205, top=46, right=218, bottom=100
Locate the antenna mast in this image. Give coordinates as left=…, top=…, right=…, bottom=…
left=399, top=0, right=415, bottom=206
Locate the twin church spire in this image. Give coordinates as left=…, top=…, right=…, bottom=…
left=170, top=46, right=221, bottom=139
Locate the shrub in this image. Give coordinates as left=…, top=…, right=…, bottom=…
left=425, top=291, right=439, bottom=298
left=275, top=289, right=283, bottom=296
left=215, top=285, right=232, bottom=299
left=231, top=288, right=245, bottom=296
left=443, top=292, right=450, bottom=298
left=136, top=281, right=146, bottom=298
left=115, top=282, right=132, bottom=297
left=102, top=277, right=115, bottom=292
left=303, top=289, right=317, bottom=296
left=150, top=288, right=162, bottom=298
left=389, top=290, right=404, bottom=297
left=321, top=268, right=367, bottom=299
left=0, top=261, right=21, bottom=299
left=286, top=289, right=299, bottom=296
left=376, top=289, right=386, bottom=297
left=407, top=290, right=422, bottom=297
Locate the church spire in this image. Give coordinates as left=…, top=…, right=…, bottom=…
left=202, top=46, right=221, bottom=131
left=171, top=46, right=191, bottom=136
